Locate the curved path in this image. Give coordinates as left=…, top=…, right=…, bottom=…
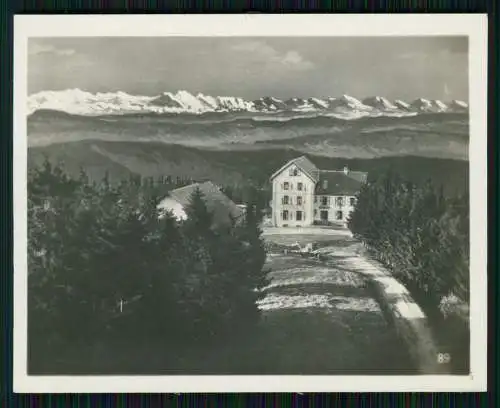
left=159, top=231, right=419, bottom=375
left=149, top=227, right=427, bottom=375
left=252, top=245, right=418, bottom=374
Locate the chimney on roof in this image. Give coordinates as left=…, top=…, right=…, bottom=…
left=343, top=165, right=349, bottom=175
left=323, top=179, right=328, bottom=189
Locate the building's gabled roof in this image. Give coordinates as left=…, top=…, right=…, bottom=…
left=315, top=170, right=368, bottom=196
left=270, top=155, right=320, bottom=182
left=159, top=181, right=244, bottom=226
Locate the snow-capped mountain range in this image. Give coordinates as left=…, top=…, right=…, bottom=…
left=28, top=89, right=469, bottom=117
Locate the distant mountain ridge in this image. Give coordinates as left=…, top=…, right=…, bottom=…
left=28, top=89, right=469, bottom=118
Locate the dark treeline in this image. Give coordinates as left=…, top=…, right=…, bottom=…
left=28, top=160, right=268, bottom=373
left=348, top=173, right=469, bottom=372
left=220, top=184, right=270, bottom=214
left=348, top=173, right=469, bottom=307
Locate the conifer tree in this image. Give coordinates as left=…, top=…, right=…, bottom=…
left=28, top=162, right=275, bottom=370
left=183, top=187, right=214, bottom=235
left=349, top=171, right=469, bottom=311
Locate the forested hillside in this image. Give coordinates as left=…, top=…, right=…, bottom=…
left=29, top=140, right=469, bottom=197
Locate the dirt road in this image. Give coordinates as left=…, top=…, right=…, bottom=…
left=252, top=234, right=417, bottom=374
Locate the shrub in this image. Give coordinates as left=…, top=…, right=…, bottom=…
left=348, top=173, right=469, bottom=311
left=27, top=161, right=268, bottom=371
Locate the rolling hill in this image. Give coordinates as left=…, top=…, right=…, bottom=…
left=28, top=140, right=469, bottom=196
left=27, top=109, right=469, bottom=161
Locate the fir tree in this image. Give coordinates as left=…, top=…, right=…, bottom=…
left=28, top=162, right=273, bottom=371
left=182, top=187, right=214, bottom=235
left=349, top=171, right=469, bottom=311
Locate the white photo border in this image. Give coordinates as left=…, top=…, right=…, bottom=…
left=13, top=14, right=488, bottom=393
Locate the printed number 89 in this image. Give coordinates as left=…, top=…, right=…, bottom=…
left=437, top=353, right=451, bottom=364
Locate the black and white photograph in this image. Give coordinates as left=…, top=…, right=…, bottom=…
left=14, top=15, right=487, bottom=392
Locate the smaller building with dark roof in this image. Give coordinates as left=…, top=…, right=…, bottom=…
left=270, top=156, right=367, bottom=227
left=157, top=181, right=244, bottom=228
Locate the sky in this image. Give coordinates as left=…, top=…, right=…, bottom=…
left=28, top=36, right=468, bottom=101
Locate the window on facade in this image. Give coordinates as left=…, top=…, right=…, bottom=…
left=336, top=211, right=343, bottom=220
left=314, top=196, right=317, bottom=203
left=350, top=197, right=356, bottom=206
left=283, top=182, right=289, bottom=190
left=336, top=197, right=344, bottom=207
left=297, top=182, right=303, bottom=191
left=296, top=211, right=303, bottom=221
left=293, top=169, right=298, bottom=176
left=321, top=196, right=328, bottom=206
left=297, top=196, right=302, bottom=205
left=282, top=210, right=289, bottom=220
left=314, top=209, right=317, bottom=217
left=282, top=195, right=289, bottom=205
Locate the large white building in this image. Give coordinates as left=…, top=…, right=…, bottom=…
left=270, top=156, right=368, bottom=227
